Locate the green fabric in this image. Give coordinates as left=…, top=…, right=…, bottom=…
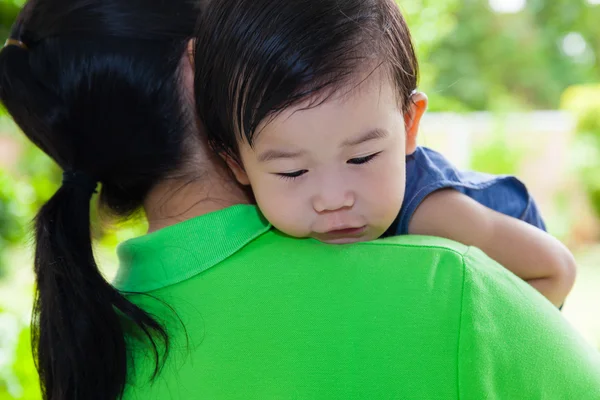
left=116, top=205, right=600, bottom=399
left=115, top=205, right=271, bottom=292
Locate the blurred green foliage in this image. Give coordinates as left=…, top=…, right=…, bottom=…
left=562, top=84, right=600, bottom=218
left=0, top=317, right=39, bottom=400
left=402, top=0, right=600, bottom=111
left=0, top=173, right=24, bottom=259
left=0, top=111, right=59, bottom=276
left=470, top=131, right=526, bottom=176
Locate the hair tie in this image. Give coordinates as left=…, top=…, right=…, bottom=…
left=3, top=38, right=28, bottom=50
left=62, top=171, right=98, bottom=195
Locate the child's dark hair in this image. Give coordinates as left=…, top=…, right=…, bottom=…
left=0, top=0, right=198, bottom=398
left=194, top=0, right=419, bottom=162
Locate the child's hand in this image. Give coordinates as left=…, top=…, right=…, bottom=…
left=408, top=189, right=576, bottom=307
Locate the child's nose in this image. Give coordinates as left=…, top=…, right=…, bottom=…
left=312, top=188, right=355, bottom=213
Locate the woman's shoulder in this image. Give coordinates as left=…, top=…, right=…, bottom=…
left=228, top=231, right=479, bottom=306
left=114, top=203, right=488, bottom=296
left=252, top=229, right=472, bottom=265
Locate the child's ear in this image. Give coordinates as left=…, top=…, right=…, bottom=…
left=223, top=154, right=251, bottom=186
left=186, top=39, right=195, bottom=69
left=404, top=92, right=428, bottom=155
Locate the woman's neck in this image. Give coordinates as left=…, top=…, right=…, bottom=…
left=144, top=52, right=253, bottom=233
left=144, top=165, right=251, bottom=233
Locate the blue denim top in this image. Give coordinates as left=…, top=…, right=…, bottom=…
left=390, top=146, right=546, bottom=236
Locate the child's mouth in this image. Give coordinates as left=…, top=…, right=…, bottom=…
left=313, top=225, right=368, bottom=244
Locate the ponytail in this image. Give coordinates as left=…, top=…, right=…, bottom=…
left=28, top=174, right=166, bottom=399
left=0, top=6, right=191, bottom=395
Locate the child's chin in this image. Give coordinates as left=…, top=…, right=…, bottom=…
left=317, top=236, right=371, bottom=245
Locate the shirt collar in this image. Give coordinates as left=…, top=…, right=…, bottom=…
left=113, top=205, right=270, bottom=292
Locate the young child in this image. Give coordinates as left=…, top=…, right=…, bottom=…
left=193, top=0, right=576, bottom=307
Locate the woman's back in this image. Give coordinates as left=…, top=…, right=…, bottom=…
left=118, top=205, right=600, bottom=399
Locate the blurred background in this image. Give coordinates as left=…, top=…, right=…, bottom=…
left=1, top=0, right=599, bottom=398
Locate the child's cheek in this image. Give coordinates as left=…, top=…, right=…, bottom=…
left=254, top=178, right=310, bottom=236
left=365, top=160, right=406, bottom=219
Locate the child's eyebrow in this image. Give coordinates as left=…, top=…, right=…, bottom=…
left=257, top=149, right=306, bottom=163
left=341, top=128, right=388, bottom=147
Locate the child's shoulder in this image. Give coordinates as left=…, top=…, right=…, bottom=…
left=397, top=146, right=542, bottom=235
left=406, top=145, right=512, bottom=195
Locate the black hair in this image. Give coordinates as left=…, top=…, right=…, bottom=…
left=194, top=0, right=419, bottom=162
left=0, top=0, right=198, bottom=398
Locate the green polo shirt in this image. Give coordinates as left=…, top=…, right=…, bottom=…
left=115, top=205, right=600, bottom=399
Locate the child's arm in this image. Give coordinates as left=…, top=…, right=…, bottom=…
left=408, top=189, right=576, bottom=307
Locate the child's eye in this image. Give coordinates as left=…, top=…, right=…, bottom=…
left=347, top=152, right=381, bottom=165
left=275, top=170, right=308, bottom=180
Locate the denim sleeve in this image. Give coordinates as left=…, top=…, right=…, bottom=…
left=519, top=195, right=547, bottom=232
left=396, top=147, right=547, bottom=235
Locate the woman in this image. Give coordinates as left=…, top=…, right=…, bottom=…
left=0, top=0, right=599, bottom=399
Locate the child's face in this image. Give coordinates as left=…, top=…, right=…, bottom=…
left=230, top=72, right=424, bottom=244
